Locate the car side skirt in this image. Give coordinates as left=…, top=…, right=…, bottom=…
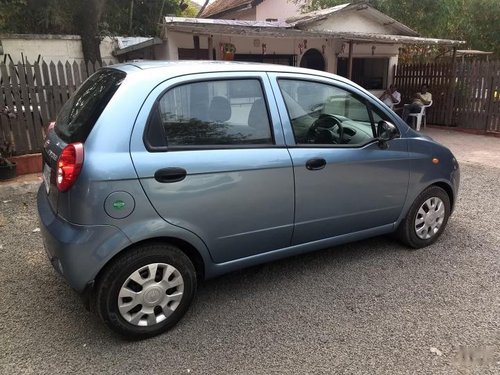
left=204, top=223, right=395, bottom=279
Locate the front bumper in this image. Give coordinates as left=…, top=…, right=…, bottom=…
left=37, top=186, right=131, bottom=292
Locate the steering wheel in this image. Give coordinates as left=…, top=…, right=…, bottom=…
left=306, top=114, right=344, bottom=144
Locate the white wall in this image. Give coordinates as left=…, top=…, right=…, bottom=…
left=209, top=0, right=305, bottom=21
left=0, top=34, right=118, bottom=64
left=213, top=8, right=256, bottom=20
left=163, top=31, right=212, bottom=60
left=99, top=37, right=118, bottom=62
left=256, top=0, right=305, bottom=21
left=310, top=12, right=394, bottom=34
left=163, top=31, right=398, bottom=79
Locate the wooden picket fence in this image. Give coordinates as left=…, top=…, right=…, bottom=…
left=2, top=59, right=499, bottom=156
left=394, top=60, right=500, bottom=133
left=0, top=60, right=113, bottom=155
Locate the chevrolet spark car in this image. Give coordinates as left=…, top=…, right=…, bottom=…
left=37, top=61, right=459, bottom=339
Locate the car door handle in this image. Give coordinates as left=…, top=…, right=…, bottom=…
left=305, top=158, right=327, bottom=170
left=154, top=167, right=187, bottom=183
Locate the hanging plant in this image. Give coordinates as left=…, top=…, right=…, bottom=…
left=221, top=43, right=236, bottom=60
left=223, top=43, right=236, bottom=54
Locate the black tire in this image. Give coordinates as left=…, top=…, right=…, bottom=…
left=397, top=186, right=451, bottom=249
left=94, top=242, right=197, bottom=340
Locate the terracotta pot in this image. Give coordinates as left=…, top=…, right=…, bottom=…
left=223, top=52, right=235, bottom=61
left=10, top=153, right=42, bottom=175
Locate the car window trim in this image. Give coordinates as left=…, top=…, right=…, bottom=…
left=285, top=138, right=383, bottom=149
left=276, top=77, right=382, bottom=147
left=365, top=101, right=377, bottom=137
left=143, top=76, right=277, bottom=152
left=269, top=73, right=405, bottom=146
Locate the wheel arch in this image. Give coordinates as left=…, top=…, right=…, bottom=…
left=93, top=237, right=206, bottom=289
left=396, top=179, right=455, bottom=231
left=430, top=181, right=455, bottom=210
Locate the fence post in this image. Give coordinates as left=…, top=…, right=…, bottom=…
left=445, top=47, right=457, bottom=126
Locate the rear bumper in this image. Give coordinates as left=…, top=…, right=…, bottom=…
left=37, top=185, right=131, bottom=292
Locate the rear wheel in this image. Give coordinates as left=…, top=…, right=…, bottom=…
left=95, top=243, right=196, bottom=339
left=397, top=186, right=451, bottom=248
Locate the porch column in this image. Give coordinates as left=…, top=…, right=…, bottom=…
left=208, top=36, right=213, bottom=60
left=347, top=41, right=353, bottom=80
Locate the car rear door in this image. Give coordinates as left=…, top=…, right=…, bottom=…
left=269, top=73, right=410, bottom=245
left=130, top=71, right=294, bottom=263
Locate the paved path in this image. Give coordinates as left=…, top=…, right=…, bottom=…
left=422, top=127, right=500, bottom=169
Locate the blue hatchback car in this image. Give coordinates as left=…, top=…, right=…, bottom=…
left=37, top=61, right=459, bottom=339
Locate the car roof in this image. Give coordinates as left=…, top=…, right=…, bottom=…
left=110, top=60, right=354, bottom=86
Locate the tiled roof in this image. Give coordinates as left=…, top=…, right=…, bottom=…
left=200, top=0, right=255, bottom=18
left=163, top=17, right=465, bottom=46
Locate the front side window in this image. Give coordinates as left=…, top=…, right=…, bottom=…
left=153, top=79, right=273, bottom=148
left=278, top=79, right=389, bottom=146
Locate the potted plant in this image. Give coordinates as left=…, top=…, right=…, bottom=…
left=0, top=140, right=17, bottom=180
left=222, top=43, right=236, bottom=61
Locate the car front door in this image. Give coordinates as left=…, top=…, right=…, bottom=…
left=130, top=72, right=294, bottom=263
left=269, top=74, right=410, bottom=245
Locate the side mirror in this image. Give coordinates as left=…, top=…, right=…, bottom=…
left=377, top=121, right=399, bottom=149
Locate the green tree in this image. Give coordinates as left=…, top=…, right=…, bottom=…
left=102, top=0, right=182, bottom=36
left=0, top=0, right=190, bottom=62
left=0, top=0, right=76, bottom=35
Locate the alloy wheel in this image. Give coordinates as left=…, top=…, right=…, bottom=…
left=117, top=263, right=184, bottom=327
left=414, top=197, right=446, bottom=240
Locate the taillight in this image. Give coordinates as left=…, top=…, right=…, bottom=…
left=57, top=143, right=84, bottom=192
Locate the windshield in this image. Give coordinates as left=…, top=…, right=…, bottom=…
left=55, top=69, right=126, bottom=143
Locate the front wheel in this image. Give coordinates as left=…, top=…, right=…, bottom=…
left=94, top=243, right=197, bottom=339
left=397, top=186, right=451, bottom=248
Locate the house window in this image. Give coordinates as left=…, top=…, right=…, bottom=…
left=337, top=58, right=389, bottom=90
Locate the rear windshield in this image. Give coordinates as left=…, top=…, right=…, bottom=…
left=55, top=69, right=126, bottom=143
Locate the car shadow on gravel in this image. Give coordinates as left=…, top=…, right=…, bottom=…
left=25, top=214, right=473, bottom=345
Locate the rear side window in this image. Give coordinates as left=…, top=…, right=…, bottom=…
left=148, top=79, right=273, bottom=149
left=55, top=69, right=126, bottom=143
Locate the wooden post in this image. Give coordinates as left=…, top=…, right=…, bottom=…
left=445, top=46, right=457, bottom=126
left=193, top=36, right=200, bottom=60
left=208, top=36, right=213, bottom=60
left=347, top=41, right=353, bottom=80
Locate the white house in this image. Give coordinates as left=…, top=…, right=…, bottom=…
left=115, top=1, right=463, bottom=96
left=200, top=0, right=307, bottom=21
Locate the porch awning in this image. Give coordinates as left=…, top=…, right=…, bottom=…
left=114, top=37, right=163, bottom=56
left=163, top=17, right=465, bottom=46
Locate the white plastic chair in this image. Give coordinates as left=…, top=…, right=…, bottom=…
left=408, top=100, right=432, bottom=131
left=380, top=93, right=400, bottom=110
left=386, top=97, right=400, bottom=110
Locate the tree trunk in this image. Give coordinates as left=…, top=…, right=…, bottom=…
left=78, top=0, right=105, bottom=63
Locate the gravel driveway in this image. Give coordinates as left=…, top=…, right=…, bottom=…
left=0, top=128, right=499, bottom=374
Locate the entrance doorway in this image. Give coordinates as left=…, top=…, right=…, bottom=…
left=300, top=49, right=325, bottom=71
